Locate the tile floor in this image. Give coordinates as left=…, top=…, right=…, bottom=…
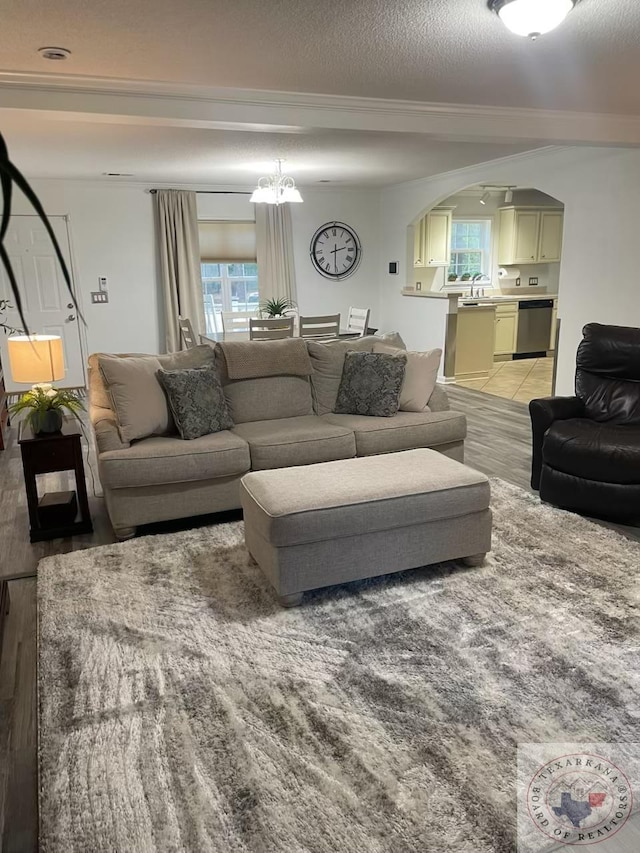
left=455, top=356, right=554, bottom=403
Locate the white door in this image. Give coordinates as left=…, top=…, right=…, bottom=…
left=0, top=216, right=84, bottom=393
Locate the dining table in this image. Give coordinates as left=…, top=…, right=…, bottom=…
left=200, top=331, right=363, bottom=344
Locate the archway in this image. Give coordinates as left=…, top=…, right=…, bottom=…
left=407, top=182, right=564, bottom=404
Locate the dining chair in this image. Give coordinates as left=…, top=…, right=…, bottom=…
left=178, top=316, right=197, bottom=349
left=249, top=317, right=295, bottom=340
left=346, top=307, right=371, bottom=338
left=221, top=310, right=257, bottom=335
left=299, top=314, right=341, bottom=339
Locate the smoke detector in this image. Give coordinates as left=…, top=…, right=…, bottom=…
left=38, top=47, right=71, bottom=61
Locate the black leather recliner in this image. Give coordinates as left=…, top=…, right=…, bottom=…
left=530, top=323, right=640, bottom=522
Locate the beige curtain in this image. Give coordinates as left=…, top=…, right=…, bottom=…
left=255, top=204, right=298, bottom=305
left=155, top=190, right=205, bottom=352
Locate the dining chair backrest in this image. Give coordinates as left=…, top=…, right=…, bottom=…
left=221, top=310, right=257, bottom=335
left=299, top=314, right=341, bottom=339
left=346, top=307, right=371, bottom=338
left=249, top=316, right=295, bottom=340
left=178, top=316, right=197, bottom=349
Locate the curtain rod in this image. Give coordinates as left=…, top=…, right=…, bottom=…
left=148, top=189, right=252, bottom=195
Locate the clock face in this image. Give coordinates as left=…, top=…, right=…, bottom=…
left=310, top=221, right=362, bottom=280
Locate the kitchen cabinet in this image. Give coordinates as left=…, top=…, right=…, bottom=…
left=538, top=212, right=563, bottom=262
left=498, top=207, right=564, bottom=265
left=455, top=306, right=496, bottom=379
left=413, top=208, right=452, bottom=267
left=493, top=302, right=519, bottom=356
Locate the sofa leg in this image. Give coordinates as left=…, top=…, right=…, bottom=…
left=461, top=553, right=486, bottom=568
left=114, top=526, right=136, bottom=541
left=278, top=592, right=303, bottom=608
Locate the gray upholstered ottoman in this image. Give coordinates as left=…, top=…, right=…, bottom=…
left=240, top=448, right=492, bottom=606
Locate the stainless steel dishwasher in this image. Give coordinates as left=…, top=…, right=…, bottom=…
left=514, top=299, right=554, bottom=357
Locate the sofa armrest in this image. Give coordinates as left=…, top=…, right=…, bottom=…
left=428, top=384, right=450, bottom=412
left=529, top=396, right=584, bottom=490
left=90, top=404, right=130, bottom=453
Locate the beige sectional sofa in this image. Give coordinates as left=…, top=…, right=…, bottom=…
left=89, top=334, right=467, bottom=539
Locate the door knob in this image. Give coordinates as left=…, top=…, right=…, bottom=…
left=66, top=313, right=76, bottom=322
left=67, top=302, right=74, bottom=309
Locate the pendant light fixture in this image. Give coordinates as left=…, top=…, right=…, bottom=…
left=250, top=159, right=303, bottom=205
left=489, top=0, right=577, bottom=40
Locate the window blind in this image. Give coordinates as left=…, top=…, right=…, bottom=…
left=198, top=220, right=256, bottom=262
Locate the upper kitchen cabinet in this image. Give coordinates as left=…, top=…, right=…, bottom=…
left=498, top=207, right=564, bottom=265
left=538, top=211, right=564, bottom=262
left=413, top=208, right=452, bottom=267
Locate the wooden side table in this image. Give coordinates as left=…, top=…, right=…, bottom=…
left=19, top=419, right=93, bottom=542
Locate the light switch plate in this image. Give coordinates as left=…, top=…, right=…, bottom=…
left=416, top=281, right=422, bottom=291
left=388, top=261, right=398, bottom=275
left=529, top=276, right=539, bottom=286
left=91, top=291, right=109, bottom=304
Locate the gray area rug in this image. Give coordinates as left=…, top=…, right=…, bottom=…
left=38, top=479, right=640, bottom=853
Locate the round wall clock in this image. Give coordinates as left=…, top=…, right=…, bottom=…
left=310, top=221, right=362, bottom=280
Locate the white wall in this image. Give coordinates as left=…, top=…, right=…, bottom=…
left=14, top=181, right=381, bottom=364
left=379, top=146, right=640, bottom=395
left=289, top=189, right=381, bottom=327
left=14, top=180, right=160, bottom=355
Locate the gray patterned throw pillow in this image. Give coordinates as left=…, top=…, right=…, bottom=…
left=157, top=366, right=234, bottom=440
left=334, top=350, right=407, bottom=417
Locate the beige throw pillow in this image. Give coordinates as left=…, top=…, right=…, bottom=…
left=307, top=333, right=407, bottom=415
left=373, top=343, right=442, bottom=412
left=98, top=354, right=173, bottom=442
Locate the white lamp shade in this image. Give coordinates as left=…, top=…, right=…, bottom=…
left=498, top=0, right=574, bottom=38
left=280, top=187, right=304, bottom=204
left=7, top=335, right=65, bottom=383
left=250, top=187, right=274, bottom=204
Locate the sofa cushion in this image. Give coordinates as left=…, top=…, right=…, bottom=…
left=224, top=376, right=314, bottom=424
left=98, top=354, right=171, bottom=443
left=231, top=416, right=356, bottom=470
left=99, top=430, right=250, bottom=489
left=373, top=343, right=442, bottom=412
left=89, top=346, right=215, bottom=411
left=217, top=338, right=312, bottom=380
left=307, top=333, right=407, bottom=415
left=323, top=410, right=467, bottom=456
left=335, top=351, right=407, bottom=417
left=543, top=418, right=640, bottom=485
left=157, top=365, right=233, bottom=440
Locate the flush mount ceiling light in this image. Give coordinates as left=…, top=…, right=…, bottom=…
left=250, top=159, right=303, bottom=205
left=489, top=0, right=577, bottom=39
left=38, top=46, right=71, bottom=60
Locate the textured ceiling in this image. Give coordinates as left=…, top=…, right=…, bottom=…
left=1, top=111, right=534, bottom=185
left=1, top=0, right=639, bottom=114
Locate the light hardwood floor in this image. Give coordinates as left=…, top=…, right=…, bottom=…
left=0, top=389, right=637, bottom=851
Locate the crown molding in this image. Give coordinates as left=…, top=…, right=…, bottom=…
left=0, top=71, right=639, bottom=146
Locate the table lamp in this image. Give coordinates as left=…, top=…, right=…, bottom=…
left=7, top=334, right=65, bottom=387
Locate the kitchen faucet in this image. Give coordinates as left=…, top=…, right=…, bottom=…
left=470, top=273, right=489, bottom=298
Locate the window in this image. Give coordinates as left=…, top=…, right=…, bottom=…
left=201, top=262, right=259, bottom=333
left=198, top=220, right=258, bottom=333
left=448, top=220, right=491, bottom=280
